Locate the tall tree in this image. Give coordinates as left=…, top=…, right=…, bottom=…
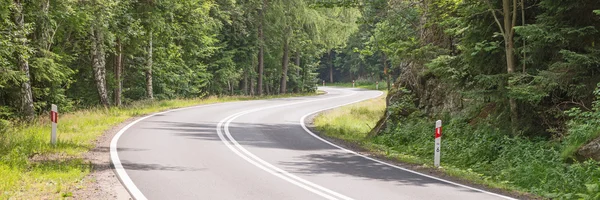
left=114, top=38, right=122, bottom=106
left=485, top=0, right=523, bottom=134
left=280, top=30, right=290, bottom=93
left=257, top=0, right=265, bottom=95
left=12, top=0, right=35, bottom=120
left=90, top=22, right=109, bottom=107
left=145, top=30, right=153, bottom=100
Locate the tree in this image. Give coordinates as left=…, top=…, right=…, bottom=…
left=12, top=0, right=35, bottom=120
left=257, top=0, right=266, bottom=95
left=145, top=29, right=153, bottom=99
left=485, top=0, right=523, bottom=133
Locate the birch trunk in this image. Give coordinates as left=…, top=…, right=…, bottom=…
left=329, top=51, right=333, bottom=83
left=91, top=24, right=109, bottom=107
left=257, top=4, right=264, bottom=96
left=295, top=51, right=300, bottom=93
left=13, top=0, right=35, bottom=120
left=279, top=38, right=289, bottom=94
left=114, top=38, right=122, bottom=106
left=146, top=30, right=153, bottom=100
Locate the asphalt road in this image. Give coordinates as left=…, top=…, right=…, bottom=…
left=112, top=87, right=514, bottom=200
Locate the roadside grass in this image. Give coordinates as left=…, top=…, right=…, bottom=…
left=314, top=87, right=600, bottom=199
left=0, top=92, right=320, bottom=199
left=324, top=81, right=388, bottom=91
left=312, top=93, right=532, bottom=198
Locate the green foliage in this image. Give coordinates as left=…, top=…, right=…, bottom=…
left=0, top=0, right=356, bottom=119
left=561, top=84, right=600, bottom=160
left=374, top=111, right=600, bottom=197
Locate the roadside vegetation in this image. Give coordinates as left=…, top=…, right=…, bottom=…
left=314, top=0, right=600, bottom=199
left=325, top=80, right=388, bottom=91
left=0, top=93, right=318, bottom=199
left=315, top=86, right=600, bottom=199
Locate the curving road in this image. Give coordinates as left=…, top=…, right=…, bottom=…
left=111, top=87, right=515, bottom=200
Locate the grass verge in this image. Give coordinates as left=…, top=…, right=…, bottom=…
left=312, top=93, right=534, bottom=198
left=0, top=92, right=320, bottom=199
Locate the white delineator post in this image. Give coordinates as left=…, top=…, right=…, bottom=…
left=376, top=81, right=379, bottom=90
left=352, top=80, right=355, bottom=88
left=434, top=120, right=442, bottom=167
left=51, top=104, right=58, bottom=145
left=322, top=80, right=325, bottom=86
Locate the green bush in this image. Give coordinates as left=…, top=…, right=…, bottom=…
left=375, top=111, right=600, bottom=197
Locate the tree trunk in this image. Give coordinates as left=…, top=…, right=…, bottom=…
left=250, top=62, right=255, bottom=96
left=13, top=0, right=35, bottom=120
left=243, top=70, right=248, bottom=95
left=503, top=0, right=518, bottom=134
left=114, top=38, right=122, bottom=106
left=521, top=0, right=526, bottom=73
left=295, top=51, right=300, bottom=93
left=265, top=75, right=270, bottom=95
left=146, top=30, right=153, bottom=100
left=39, top=0, right=51, bottom=51
left=329, top=51, right=334, bottom=83
left=383, top=54, right=390, bottom=89
left=91, top=25, right=109, bottom=107
left=257, top=3, right=264, bottom=96
left=279, top=38, right=289, bottom=94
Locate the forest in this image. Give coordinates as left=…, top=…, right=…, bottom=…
left=1, top=0, right=600, bottom=198
left=0, top=0, right=359, bottom=123
left=318, top=0, right=600, bottom=198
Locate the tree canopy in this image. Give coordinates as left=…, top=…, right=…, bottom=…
left=0, top=0, right=359, bottom=121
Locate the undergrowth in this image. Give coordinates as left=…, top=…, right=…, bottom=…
left=314, top=86, right=600, bottom=199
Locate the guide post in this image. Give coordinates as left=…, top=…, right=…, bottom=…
left=50, top=104, right=58, bottom=145
left=434, top=120, right=442, bottom=167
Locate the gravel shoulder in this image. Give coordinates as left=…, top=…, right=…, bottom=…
left=71, top=118, right=135, bottom=200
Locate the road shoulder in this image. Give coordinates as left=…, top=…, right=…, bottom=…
left=71, top=118, right=135, bottom=200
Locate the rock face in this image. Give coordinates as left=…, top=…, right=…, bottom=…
left=578, top=136, right=600, bottom=161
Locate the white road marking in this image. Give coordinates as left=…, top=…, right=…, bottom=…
left=110, top=89, right=347, bottom=200
left=216, top=89, right=357, bottom=200
left=298, top=91, right=519, bottom=200
left=111, top=105, right=215, bottom=200
left=112, top=87, right=517, bottom=200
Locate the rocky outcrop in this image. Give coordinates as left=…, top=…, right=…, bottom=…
left=578, top=136, right=600, bottom=161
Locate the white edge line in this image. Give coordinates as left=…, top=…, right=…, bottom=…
left=110, top=103, right=233, bottom=200
left=108, top=92, right=340, bottom=200
left=299, top=91, right=519, bottom=200
left=222, top=111, right=354, bottom=200
left=214, top=89, right=357, bottom=200
left=216, top=114, right=340, bottom=200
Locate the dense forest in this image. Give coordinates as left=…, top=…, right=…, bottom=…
left=316, top=0, right=600, bottom=197
left=0, top=0, right=360, bottom=123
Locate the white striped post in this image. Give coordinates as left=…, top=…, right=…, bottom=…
left=50, top=104, right=58, bottom=145
left=434, top=120, right=442, bottom=167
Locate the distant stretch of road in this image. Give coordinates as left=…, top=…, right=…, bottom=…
left=111, top=87, right=515, bottom=200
